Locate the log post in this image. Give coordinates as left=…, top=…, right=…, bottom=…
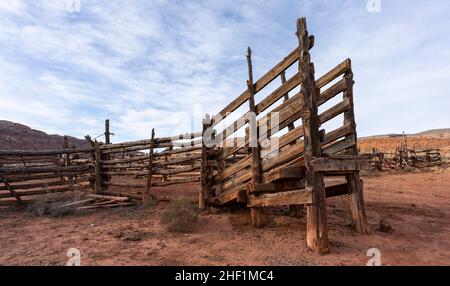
left=94, top=141, right=102, bottom=194
left=281, top=71, right=303, bottom=218
left=103, top=119, right=112, bottom=190
left=200, top=115, right=212, bottom=210
left=296, top=17, right=330, bottom=253
left=63, top=135, right=74, bottom=192
left=343, top=62, right=369, bottom=234
left=246, top=47, right=262, bottom=227
left=104, top=119, right=111, bottom=144
left=143, top=128, right=155, bottom=204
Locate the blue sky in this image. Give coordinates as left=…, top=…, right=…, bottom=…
left=0, top=0, right=449, bottom=142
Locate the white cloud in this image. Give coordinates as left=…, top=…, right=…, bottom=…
left=0, top=0, right=449, bottom=142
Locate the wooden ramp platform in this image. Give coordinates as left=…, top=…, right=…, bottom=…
left=200, top=17, right=370, bottom=254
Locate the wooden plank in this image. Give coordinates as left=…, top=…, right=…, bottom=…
left=209, top=181, right=248, bottom=205
left=153, top=154, right=201, bottom=167
left=255, top=72, right=300, bottom=114
left=249, top=179, right=306, bottom=194
left=0, top=185, right=90, bottom=199
left=317, top=78, right=347, bottom=106
left=0, top=148, right=94, bottom=157
left=153, top=163, right=200, bottom=175
left=0, top=165, right=91, bottom=174
left=88, top=194, right=129, bottom=202
left=322, top=135, right=356, bottom=155
left=309, top=157, right=371, bottom=172
left=153, top=176, right=199, bottom=187
left=316, top=58, right=351, bottom=89
left=318, top=98, right=351, bottom=125
left=248, top=189, right=312, bottom=207
left=1, top=170, right=94, bottom=183
left=154, top=146, right=202, bottom=157
left=264, top=166, right=306, bottom=183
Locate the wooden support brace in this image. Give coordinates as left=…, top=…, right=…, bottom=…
left=143, top=128, right=155, bottom=204
left=343, top=63, right=369, bottom=234
left=200, top=115, right=212, bottom=210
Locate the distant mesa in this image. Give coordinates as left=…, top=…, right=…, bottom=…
left=0, top=120, right=90, bottom=150
left=361, top=128, right=450, bottom=139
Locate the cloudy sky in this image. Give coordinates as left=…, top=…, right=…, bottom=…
left=0, top=0, right=449, bottom=142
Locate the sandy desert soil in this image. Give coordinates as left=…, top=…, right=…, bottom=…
left=1, top=164, right=449, bottom=266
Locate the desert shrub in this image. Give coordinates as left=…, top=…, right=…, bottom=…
left=26, top=193, right=56, bottom=216
left=26, top=193, right=76, bottom=217
left=161, top=197, right=199, bottom=233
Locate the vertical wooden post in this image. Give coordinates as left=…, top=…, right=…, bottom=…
left=200, top=115, right=212, bottom=210
left=63, top=135, right=74, bottom=192
left=343, top=63, right=369, bottom=234
left=296, top=17, right=330, bottom=254
left=144, top=128, right=155, bottom=204
left=103, top=119, right=112, bottom=190
left=281, top=71, right=303, bottom=218
left=246, top=47, right=262, bottom=227
left=94, top=141, right=102, bottom=194
left=104, top=119, right=111, bottom=144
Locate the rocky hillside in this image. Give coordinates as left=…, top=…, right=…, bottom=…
left=0, top=120, right=90, bottom=150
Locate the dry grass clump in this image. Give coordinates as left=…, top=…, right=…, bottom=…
left=26, top=192, right=78, bottom=217
left=161, top=197, right=199, bottom=233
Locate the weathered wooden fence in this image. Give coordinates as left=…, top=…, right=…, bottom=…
left=0, top=136, right=94, bottom=206
left=96, top=130, right=203, bottom=202
left=365, top=147, right=442, bottom=170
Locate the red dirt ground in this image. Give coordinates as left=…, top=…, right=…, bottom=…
left=1, top=165, right=449, bottom=266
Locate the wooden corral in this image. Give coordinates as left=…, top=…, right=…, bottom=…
left=365, top=147, right=442, bottom=171
left=0, top=18, right=371, bottom=254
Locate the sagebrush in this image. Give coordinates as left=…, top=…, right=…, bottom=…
left=161, top=197, right=199, bottom=232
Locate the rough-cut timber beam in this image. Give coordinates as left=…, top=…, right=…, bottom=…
left=296, top=17, right=330, bottom=254
left=246, top=47, right=263, bottom=227
left=248, top=189, right=312, bottom=208
left=309, top=157, right=371, bottom=172
left=0, top=148, right=94, bottom=157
